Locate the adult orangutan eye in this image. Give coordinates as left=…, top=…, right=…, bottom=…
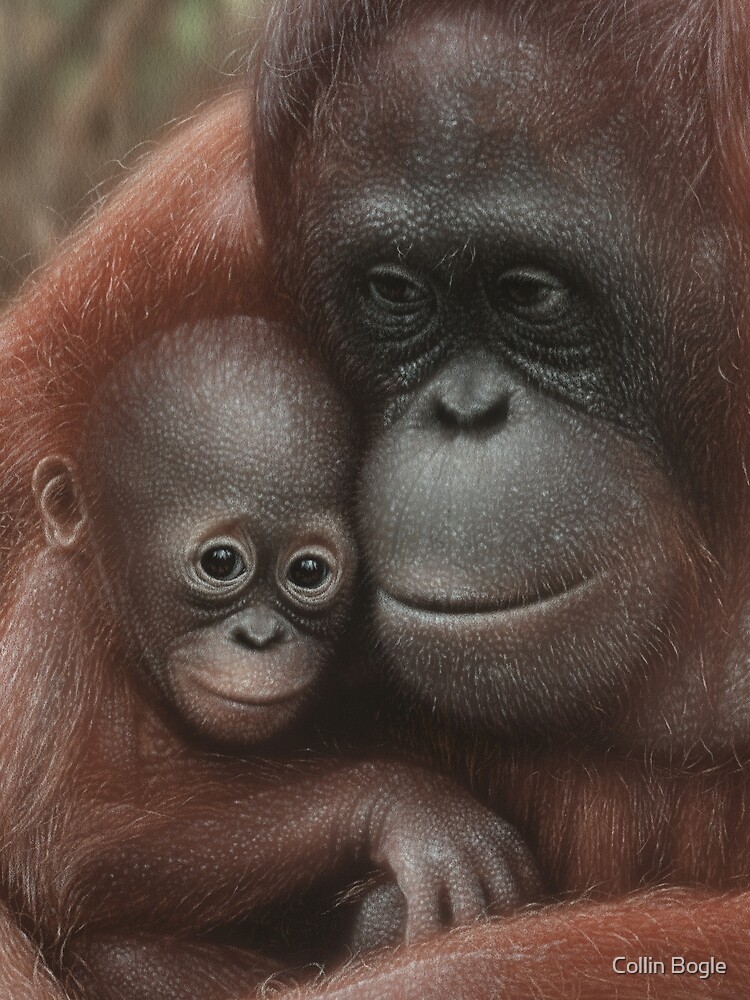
left=366, top=264, right=434, bottom=316
left=492, top=267, right=571, bottom=322
left=199, top=546, right=246, bottom=582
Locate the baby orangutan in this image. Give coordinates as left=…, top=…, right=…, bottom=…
left=5, top=317, right=539, bottom=1000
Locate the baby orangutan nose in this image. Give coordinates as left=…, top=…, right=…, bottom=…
left=231, top=607, right=285, bottom=650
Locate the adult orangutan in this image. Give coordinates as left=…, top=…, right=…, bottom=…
left=1, top=0, right=750, bottom=998
left=247, top=0, right=750, bottom=996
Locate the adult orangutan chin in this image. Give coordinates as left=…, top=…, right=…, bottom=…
left=2, top=1, right=750, bottom=999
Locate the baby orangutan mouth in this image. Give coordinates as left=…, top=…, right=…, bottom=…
left=186, top=663, right=316, bottom=709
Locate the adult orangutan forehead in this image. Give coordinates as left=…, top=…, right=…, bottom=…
left=318, top=15, right=609, bottom=140
left=256, top=0, right=719, bottom=130
left=252, top=0, right=736, bottom=235
left=306, top=23, right=640, bottom=209
left=313, top=14, right=714, bottom=173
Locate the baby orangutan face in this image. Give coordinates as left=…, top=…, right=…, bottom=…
left=104, top=471, right=355, bottom=747
left=34, top=320, right=357, bottom=747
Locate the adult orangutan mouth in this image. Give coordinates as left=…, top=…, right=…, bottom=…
left=378, top=573, right=597, bottom=619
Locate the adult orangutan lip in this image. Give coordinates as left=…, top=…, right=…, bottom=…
left=379, top=573, right=596, bottom=617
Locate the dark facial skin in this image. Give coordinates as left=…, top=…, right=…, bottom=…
left=274, top=9, right=737, bottom=750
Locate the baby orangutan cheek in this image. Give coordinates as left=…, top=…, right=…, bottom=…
left=161, top=632, right=329, bottom=748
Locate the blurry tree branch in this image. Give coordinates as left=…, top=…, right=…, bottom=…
left=0, top=0, right=115, bottom=147
left=0, top=0, right=255, bottom=301
left=66, top=0, right=173, bottom=141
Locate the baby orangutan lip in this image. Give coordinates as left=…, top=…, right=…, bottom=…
left=189, top=673, right=311, bottom=708
left=379, top=572, right=596, bottom=617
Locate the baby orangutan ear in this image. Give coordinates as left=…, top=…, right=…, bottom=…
left=32, top=456, right=87, bottom=551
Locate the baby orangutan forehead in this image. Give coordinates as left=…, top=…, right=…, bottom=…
left=82, top=318, right=353, bottom=515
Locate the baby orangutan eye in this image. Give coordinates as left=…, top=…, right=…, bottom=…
left=281, top=545, right=344, bottom=609
left=199, top=545, right=247, bottom=582
left=287, top=554, right=331, bottom=590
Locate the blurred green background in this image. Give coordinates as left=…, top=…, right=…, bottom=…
left=0, top=0, right=263, bottom=301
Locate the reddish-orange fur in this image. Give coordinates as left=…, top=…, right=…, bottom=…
left=290, top=892, right=750, bottom=999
